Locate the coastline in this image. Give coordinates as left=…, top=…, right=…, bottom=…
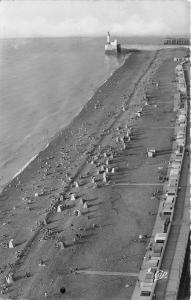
left=0, top=53, right=129, bottom=194
left=0, top=47, right=188, bottom=299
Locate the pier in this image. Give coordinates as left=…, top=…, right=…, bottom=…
left=164, top=38, right=190, bottom=45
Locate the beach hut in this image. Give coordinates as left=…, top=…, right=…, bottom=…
left=169, top=168, right=180, bottom=177
left=171, top=161, right=181, bottom=169
left=174, top=156, right=183, bottom=164
left=153, top=243, right=163, bottom=254
left=166, top=186, right=177, bottom=197
left=147, top=148, right=156, bottom=158
left=147, top=258, right=159, bottom=269
left=168, top=178, right=178, bottom=188
left=140, top=283, right=153, bottom=297
left=160, top=202, right=174, bottom=220
left=144, top=270, right=155, bottom=281
left=154, top=233, right=167, bottom=243
left=165, top=195, right=175, bottom=205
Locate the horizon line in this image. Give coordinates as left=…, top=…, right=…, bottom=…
left=0, top=33, right=190, bottom=39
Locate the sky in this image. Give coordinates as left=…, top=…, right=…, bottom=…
left=0, top=1, right=190, bottom=38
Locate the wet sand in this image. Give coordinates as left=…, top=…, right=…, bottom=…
left=0, top=47, right=187, bottom=300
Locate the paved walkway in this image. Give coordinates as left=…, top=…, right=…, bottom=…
left=153, top=60, right=190, bottom=300
left=115, top=183, right=164, bottom=186
left=76, top=270, right=138, bottom=277
left=131, top=60, right=189, bottom=300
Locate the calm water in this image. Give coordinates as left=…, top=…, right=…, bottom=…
left=0, top=37, right=128, bottom=190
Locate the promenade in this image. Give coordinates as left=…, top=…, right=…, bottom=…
left=131, top=57, right=189, bottom=300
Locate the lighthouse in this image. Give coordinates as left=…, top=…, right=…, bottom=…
left=107, top=32, right=110, bottom=44
left=105, top=32, right=121, bottom=54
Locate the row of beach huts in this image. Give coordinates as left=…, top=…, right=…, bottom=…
left=134, top=59, right=188, bottom=299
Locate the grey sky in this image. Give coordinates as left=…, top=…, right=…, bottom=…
left=0, top=1, right=190, bottom=38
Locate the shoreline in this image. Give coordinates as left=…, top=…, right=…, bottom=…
left=0, top=53, right=130, bottom=194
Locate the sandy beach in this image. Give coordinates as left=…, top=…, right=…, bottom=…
left=0, top=47, right=188, bottom=300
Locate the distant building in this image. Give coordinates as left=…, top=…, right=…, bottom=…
left=164, top=37, right=190, bottom=45
left=105, top=32, right=121, bottom=54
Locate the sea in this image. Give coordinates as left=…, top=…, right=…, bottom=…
left=0, top=36, right=165, bottom=191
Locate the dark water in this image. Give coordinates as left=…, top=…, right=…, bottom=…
left=0, top=37, right=128, bottom=190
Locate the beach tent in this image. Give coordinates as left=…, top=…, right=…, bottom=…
left=8, top=239, right=14, bottom=249
left=147, top=148, right=156, bottom=157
